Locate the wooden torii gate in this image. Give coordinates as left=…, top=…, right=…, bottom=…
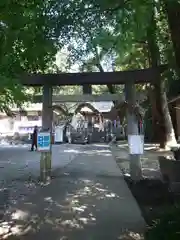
left=20, top=65, right=165, bottom=181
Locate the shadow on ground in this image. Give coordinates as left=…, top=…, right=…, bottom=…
left=0, top=172, right=144, bottom=240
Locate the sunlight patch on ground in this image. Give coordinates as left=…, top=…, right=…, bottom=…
left=11, top=209, right=29, bottom=221
left=0, top=141, right=29, bottom=148
left=63, top=149, right=80, bottom=153
left=92, top=149, right=111, bottom=153
left=91, top=143, right=109, bottom=147
left=81, top=149, right=112, bottom=157
left=69, top=179, right=119, bottom=200
left=64, top=149, right=112, bottom=157
left=118, top=231, right=143, bottom=239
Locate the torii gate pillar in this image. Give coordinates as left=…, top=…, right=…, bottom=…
left=40, top=84, right=53, bottom=182
left=82, top=84, right=92, bottom=94
left=82, top=84, right=92, bottom=140
left=125, top=81, right=143, bottom=181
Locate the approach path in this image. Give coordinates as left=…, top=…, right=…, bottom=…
left=0, top=143, right=145, bottom=239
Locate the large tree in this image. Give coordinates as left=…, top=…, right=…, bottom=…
left=59, top=0, right=178, bottom=147
left=147, top=1, right=177, bottom=148
left=163, top=0, right=180, bottom=72
left=0, top=0, right=62, bottom=113
left=2, top=0, right=177, bottom=148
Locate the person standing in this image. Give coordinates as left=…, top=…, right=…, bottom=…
left=31, top=126, right=38, bottom=151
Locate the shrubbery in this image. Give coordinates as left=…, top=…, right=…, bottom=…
left=145, top=205, right=180, bottom=240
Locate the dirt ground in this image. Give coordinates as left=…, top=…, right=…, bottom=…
left=110, top=143, right=179, bottom=227
left=124, top=177, right=177, bottom=226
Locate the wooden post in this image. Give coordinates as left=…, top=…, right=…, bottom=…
left=82, top=84, right=92, bottom=94
left=40, top=84, right=53, bottom=182
left=125, top=81, right=143, bottom=181
left=82, top=84, right=92, bottom=142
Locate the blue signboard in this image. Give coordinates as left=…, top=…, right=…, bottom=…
left=37, top=132, right=51, bottom=151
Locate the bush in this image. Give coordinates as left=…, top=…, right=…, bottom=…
left=145, top=205, right=180, bottom=240
left=171, top=147, right=180, bottom=160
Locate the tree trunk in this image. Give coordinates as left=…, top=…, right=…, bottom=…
left=147, top=5, right=177, bottom=148
left=96, top=62, right=116, bottom=95
left=164, top=0, right=180, bottom=70
left=148, top=87, right=160, bottom=143
left=169, top=102, right=178, bottom=140
left=154, top=79, right=177, bottom=148
left=162, top=92, right=177, bottom=146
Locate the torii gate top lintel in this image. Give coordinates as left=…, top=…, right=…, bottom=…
left=21, top=65, right=166, bottom=86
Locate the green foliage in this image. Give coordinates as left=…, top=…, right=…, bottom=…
left=0, top=0, right=179, bottom=114
left=0, top=0, right=59, bottom=72
left=0, top=0, right=61, bottom=113
left=145, top=205, right=180, bottom=240
left=53, top=86, right=82, bottom=95
left=0, top=76, right=29, bottom=115
left=57, top=0, right=178, bottom=85
left=56, top=0, right=153, bottom=74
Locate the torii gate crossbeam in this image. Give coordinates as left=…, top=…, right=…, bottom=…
left=20, top=65, right=165, bottom=86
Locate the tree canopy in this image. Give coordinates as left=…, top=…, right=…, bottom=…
left=1, top=0, right=180, bottom=122
left=0, top=0, right=62, bottom=113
